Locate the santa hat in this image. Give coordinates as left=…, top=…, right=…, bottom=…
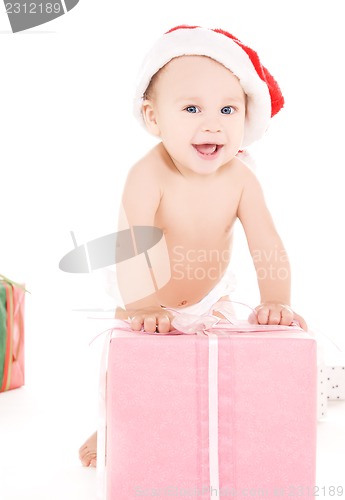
left=133, top=25, right=284, bottom=148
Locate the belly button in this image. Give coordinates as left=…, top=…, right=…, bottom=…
left=178, top=300, right=188, bottom=306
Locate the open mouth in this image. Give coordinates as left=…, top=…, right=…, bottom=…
left=192, top=144, right=223, bottom=157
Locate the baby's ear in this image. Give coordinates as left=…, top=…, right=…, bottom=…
left=141, top=99, right=161, bottom=137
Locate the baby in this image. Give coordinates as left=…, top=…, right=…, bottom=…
left=79, top=25, right=307, bottom=467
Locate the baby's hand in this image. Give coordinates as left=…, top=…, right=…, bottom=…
left=128, top=306, right=175, bottom=334
left=249, top=302, right=308, bottom=331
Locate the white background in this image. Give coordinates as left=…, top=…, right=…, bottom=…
left=1, top=0, right=345, bottom=340
left=1, top=1, right=345, bottom=499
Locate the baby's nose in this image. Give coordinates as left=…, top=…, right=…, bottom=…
left=201, top=116, right=222, bottom=133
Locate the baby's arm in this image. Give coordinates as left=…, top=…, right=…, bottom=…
left=115, top=160, right=174, bottom=333
left=237, top=167, right=307, bottom=330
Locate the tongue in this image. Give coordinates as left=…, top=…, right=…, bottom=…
left=195, top=144, right=217, bottom=155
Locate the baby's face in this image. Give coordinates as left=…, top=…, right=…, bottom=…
left=142, top=55, right=246, bottom=176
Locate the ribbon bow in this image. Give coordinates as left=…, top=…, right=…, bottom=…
left=164, top=299, right=302, bottom=336
left=166, top=299, right=238, bottom=334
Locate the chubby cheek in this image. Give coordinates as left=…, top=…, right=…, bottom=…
left=160, top=118, right=193, bottom=147
left=163, top=132, right=192, bottom=160
left=229, top=120, right=245, bottom=149
left=166, top=126, right=186, bottom=146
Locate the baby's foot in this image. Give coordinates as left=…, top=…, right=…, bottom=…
left=79, top=432, right=97, bottom=467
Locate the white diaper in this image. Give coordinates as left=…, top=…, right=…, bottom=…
left=164, top=272, right=236, bottom=317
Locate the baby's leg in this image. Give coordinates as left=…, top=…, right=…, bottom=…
left=79, top=432, right=97, bottom=467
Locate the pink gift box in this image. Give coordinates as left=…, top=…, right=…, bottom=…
left=98, top=321, right=317, bottom=499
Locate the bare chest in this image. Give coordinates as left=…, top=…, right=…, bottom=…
left=155, top=178, right=239, bottom=237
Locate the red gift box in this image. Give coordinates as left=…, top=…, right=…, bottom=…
left=0, top=276, right=26, bottom=392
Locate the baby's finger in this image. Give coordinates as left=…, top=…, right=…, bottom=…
left=280, top=306, right=294, bottom=326
left=143, top=315, right=158, bottom=333
left=130, top=314, right=144, bottom=331
left=267, top=309, right=281, bottom=325
left=156, top=314, right=171, bottom=333
left=256, top=305, right=269, bottom=325
left=248, top=311, right=258, bottom=324
left=294, top=313, right=308, bottom=331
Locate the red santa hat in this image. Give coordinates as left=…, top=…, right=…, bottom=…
left=133, top=25, right=284, bottom=148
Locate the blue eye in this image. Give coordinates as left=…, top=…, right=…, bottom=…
left=185, top=106, right=199, bottom=113
left=221, top=106, right=234, bottom=114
